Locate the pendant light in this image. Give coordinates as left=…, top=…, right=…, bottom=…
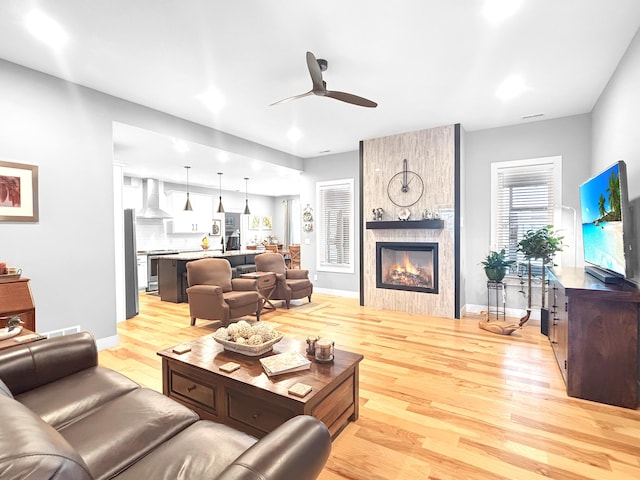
left=217, top=172, right=225, bottom=213
left=183, top=166, right=193, bottom=211
left=243, top=177, right=251, bottom=215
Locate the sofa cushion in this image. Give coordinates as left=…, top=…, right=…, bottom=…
left=115, top=420, right=256, bottom=480
left=58, top=388, right=199, bottom=480
left=16, top=366, right=140, bottom=429
left=0, top=396, right=92, bottom=480
left=0, top=378, right=13, bottom=398
left=0, top=332, right=98, bottom=395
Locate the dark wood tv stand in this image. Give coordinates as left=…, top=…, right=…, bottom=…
left=547, top=267, right=640, bottom=408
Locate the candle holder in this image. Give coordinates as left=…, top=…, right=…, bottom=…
left=305, top=336, right=320, bottom=356
left=314, top=338, right=334, bottom=363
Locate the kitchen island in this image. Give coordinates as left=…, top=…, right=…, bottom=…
left=158, top=250, right=259, bottom=303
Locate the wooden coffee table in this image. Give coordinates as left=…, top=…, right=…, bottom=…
left=158, top=335, right=363, bottom=439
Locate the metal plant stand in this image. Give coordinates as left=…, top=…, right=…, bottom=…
left=487, top=281, right=506, bottom=321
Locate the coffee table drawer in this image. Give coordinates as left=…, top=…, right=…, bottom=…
left=312, top=375, right=354, bottom=427
left=227, top=389, right=294, bottom=434
left=170, top=371, right=216, bottom=412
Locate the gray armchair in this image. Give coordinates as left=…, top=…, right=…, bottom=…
left=254, top=252, right=313, bottom=308
left=186, top=258, right=261, bottom=326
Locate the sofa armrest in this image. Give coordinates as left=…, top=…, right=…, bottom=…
left=215, top=415, right=331, bottom=480
left=231, top=278, right=258, bottom=291
left=0, top=332, right=98, bottom=395
left=286, top=269, right=309, bottom=280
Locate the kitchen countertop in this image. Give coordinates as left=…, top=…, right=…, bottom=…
left=158, top=250, right=259, bottom=261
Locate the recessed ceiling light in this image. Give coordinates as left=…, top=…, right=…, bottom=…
left=496, top=74, right=526, bottom=101
left=287, top=127, right=302, bottom=143
left=483, top=0, right=523, bottom=24
left=195, top=85, right=225, bottom=113
left=25, top=9, right=68, bottom=50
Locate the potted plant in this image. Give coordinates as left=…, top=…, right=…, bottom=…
left=517, top=225, right=564, bottom=319
left=481, top=249, right=515, bottom=282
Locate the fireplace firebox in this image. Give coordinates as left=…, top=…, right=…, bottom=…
left=376, top=242, right=438, bottom=294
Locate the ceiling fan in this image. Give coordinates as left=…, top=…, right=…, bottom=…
left=270, top=51, right=377, bottom=108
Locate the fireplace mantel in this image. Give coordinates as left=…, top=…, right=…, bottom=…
left=366, top=219, right=444, bottom=230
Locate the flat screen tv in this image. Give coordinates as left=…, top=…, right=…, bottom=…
left=579, top=160, right=633, bottom=283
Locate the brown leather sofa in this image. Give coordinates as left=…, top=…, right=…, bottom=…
left=0, top=332, right=331, bottom=480
left=254, top=252, right=313, bottom=308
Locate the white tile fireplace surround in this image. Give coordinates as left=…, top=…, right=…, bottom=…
left=362, top=124, right=458, bottom=318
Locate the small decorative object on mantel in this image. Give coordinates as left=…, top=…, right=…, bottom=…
left=423, top=209, right=433, bottom=220
left=372, top=207, right=384, bottom=221
left=397, top=207, right=410, bottom=221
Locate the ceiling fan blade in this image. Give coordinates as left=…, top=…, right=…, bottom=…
left=269, top=90, right=314, bottom=106
left=325, top=90, right=378, bottom=108
left=306, top=51, right=325, bottom=94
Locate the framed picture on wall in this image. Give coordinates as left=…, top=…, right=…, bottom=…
left=0, top=160, right=39, bottom=223
left=262, top=216, right=272, bottom=230
left=249, top=215, right=261, bottom=230
left=211, top=219, right=221, bottom=236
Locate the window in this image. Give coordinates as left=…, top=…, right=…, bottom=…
left=316, top=179, right=354, bottom=273
left=491, top=156, right=562, bottom=275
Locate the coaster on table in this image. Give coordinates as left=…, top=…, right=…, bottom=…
left=172, top=344, right=191, bottom=354
left=288, top=382, right=312, bottom=398
left=219, top=361, right=241, bottom=373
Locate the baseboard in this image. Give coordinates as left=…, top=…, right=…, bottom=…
left=462, top=303, right=541, bottom=324
left=313, top=287, right=359, bottom=298
left=96, top=334, right=119, bottom=351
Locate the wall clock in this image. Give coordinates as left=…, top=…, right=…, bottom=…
left=387, top=158, right=424, bottom=207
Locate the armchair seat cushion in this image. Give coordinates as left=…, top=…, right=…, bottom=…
left=286, top=278, right=312, bottom=294
left=223, top=290, right=260, bottom=309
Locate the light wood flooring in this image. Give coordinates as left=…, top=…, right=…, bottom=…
left=99, top=292, right=640, bottom=480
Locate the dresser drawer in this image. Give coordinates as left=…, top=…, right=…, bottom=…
left=170, top=371, right=216, bottom=412
left=227, top=388, right=294, bottom=434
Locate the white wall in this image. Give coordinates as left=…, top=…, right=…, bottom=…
left=301, top=151, right=360, bottom=294
left=463, top=114, right=592, bottom=308
left=592, top=27, right=640, bottom=284
left=0, top=59, right=301, bottom=345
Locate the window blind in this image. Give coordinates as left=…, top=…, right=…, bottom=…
left=317, top=180, right=353, bottom=272
left=493, top=160, right=559, bottom=273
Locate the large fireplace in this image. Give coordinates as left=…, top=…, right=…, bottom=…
left=376, top=242, right=438, bottom=294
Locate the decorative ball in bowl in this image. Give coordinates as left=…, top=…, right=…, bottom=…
left=213, top=320, right=282, bottom=356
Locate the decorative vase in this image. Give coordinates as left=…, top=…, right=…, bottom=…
left=484, top=267, right=506, bottom=282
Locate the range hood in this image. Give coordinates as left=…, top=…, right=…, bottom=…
left=136, top=178, right=173, bottom=219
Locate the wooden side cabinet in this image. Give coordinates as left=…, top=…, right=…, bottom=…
left=0, top=277, right=36, bottom=331
left=547, top=267, right=640, bottom=408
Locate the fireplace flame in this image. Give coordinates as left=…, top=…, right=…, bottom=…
left=390, top=252, right=419, bottom=276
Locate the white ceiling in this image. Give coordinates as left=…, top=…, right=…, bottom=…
left=1, top=0, right=639, bottom=194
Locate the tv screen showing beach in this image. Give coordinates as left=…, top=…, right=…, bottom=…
left=579, top=162, right=626, bottom=276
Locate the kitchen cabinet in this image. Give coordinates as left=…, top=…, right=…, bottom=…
left=137, top=254, right=148, bottom=290
left=168, top=192, right=212, bottom=233
left=547, top=267, right=640, bottom=408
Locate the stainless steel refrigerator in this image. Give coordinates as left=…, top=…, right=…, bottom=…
left=124, top=208, right=139, bottom=318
